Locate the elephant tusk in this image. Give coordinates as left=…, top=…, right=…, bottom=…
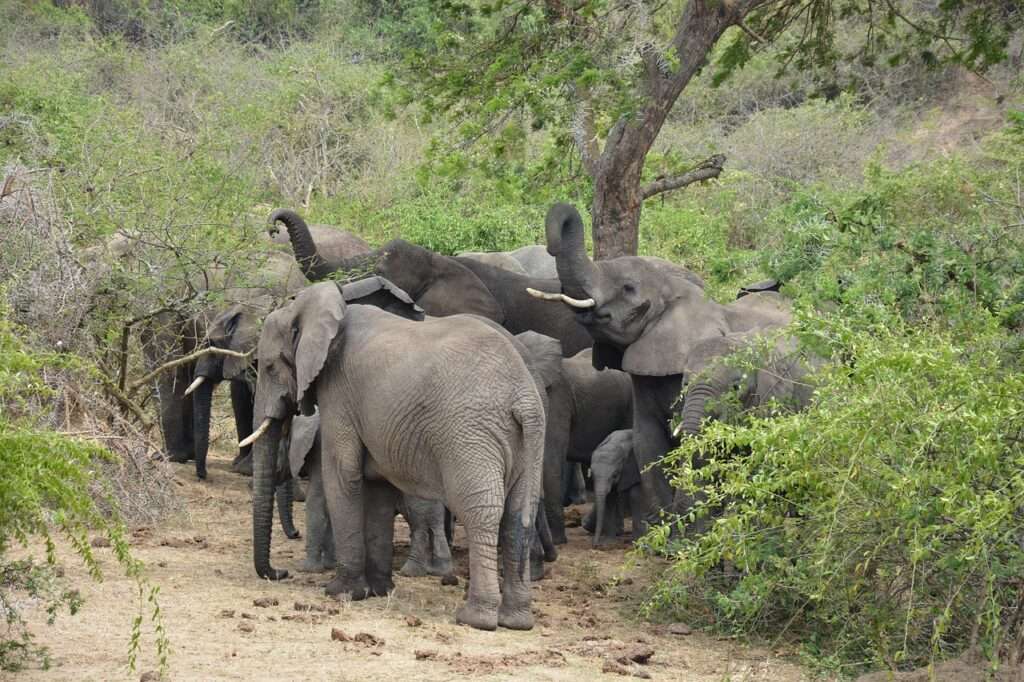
left=239, top=418, right=272, bottom=448
left=183, top=376, right=205, bottom=397
left=560, top=293, right=596, bottom=309
left=526, top=287, right=563, bottom=302
left=672, top=422, right=683, bottom=438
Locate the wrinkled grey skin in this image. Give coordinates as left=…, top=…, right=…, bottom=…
left=270, top=208, right=591, bottom=356
left=589, top=430, right=646, bottom=546
left=457, top=251, right=529, bottom=275
left=513, top=334, right=633, bottom=545
left=535, top=203, right=792, bottom=523
left=397, top=495, right=455, bottom=582
left=459, top=245, right=558, bottom=279
left=250, top=283, right=545, bottom=631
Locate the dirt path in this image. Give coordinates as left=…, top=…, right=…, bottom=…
left=19, top=450, right=808, bottom=681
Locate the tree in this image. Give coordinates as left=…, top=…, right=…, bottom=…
left=391, top=0, right=1021, bottom=259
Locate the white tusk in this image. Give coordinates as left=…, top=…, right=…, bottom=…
left=672, top=422, right=683, bottom=438
left=239, top=418, right=272, bottom=448
left=560, top=293, right=596, bottom=309
left=183, top=376, right=205, bottom=397
left=526, top=287, right=564, bottom=301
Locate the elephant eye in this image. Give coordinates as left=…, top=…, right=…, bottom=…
left=622, top=283, right=637, bottom=295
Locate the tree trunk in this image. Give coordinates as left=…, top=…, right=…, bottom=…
left=586, top=0, right=747, bottom=259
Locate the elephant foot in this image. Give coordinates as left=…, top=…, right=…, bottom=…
left=581, top=510, right=596, bottom=534
left=455, top=602, right=498, bottom=631
left=325, top=574, right=371, bottom=600
left=167, top=450, right=193, bottom=464
left=440, top=574, right=459, bottom=586
left=284, top=528, right=301, bottom=540
left=399, top=559, right=429, bottom=578
left=232, top=453, right=254, bottom=476
left=293, top=481, right=307, bottom=503
left=552, top=531, right=568, bottom=546
left=544, top=545, right=558, bottom=563
left=530, top=554, right=545, bottom=582
left=498, top=603, right=534, bottom=630
left=429, top=559, right=454, bottom=578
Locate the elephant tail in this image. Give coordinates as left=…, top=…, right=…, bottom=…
left=512, top=390, right=546, bottom=528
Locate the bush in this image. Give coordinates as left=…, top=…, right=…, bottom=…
left=642, top=308, right=1024, bottom=675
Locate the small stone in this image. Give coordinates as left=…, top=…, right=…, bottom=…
left=414, top=649, right=438, bottom=660
left=617, top=646, right=655, bottom=665
left=294, top=601, right=325, bottom=612
left=219, top=609, right=235, bottom=618
left=327, top=607, right=340, bottom=615
left=90, top=536, right=111, bottom=548
left=331, top=628, right=350, bottom=642
left=354, top=632, right=382, bottom=646
left=266, top=616, right=277, bottom=622
left=253, top=597, right=278, bottom=608
left=667, top=622, right=692, bottom=636
left=370, top=650, right=382, bottom=656
left=157, top=561, right=167, bottom=568
left=241, top=612, right=257, bottom=620
left=440, top=574, right=459, bottom=586
left=237, top=621, right=255, bottom=633
left=602, top=659, right=629, bottom=676
left=139, top=671, right=160, bottom=681
left=405, top=615, right=422, bottom=627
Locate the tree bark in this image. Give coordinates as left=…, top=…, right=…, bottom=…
left=586, top=0, right=758, bottom=259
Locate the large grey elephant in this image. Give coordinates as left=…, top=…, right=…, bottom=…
left=457, top=251, right=529, bottom=275
left=269, top=209, right=592, bottom=356
left=246, top=282, right=546, bottom=631
left=512, top=334, right=633, bottom=545
left=527, top=203, right=792, bottom=521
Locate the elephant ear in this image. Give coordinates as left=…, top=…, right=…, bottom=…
left=288, top=410, right=320, bottom=479
left=418, top=255, right=505, bottom=323
left=294, top=283, right=347, bottom=406
left=514, top=331, right=563, bottom=390
left=622, top=297, right=729, bottom=376
left=340, top=276, right=424, bottom=321
left=591, top=342, right=625, bottom=371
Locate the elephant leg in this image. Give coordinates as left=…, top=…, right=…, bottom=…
left=631, top=375, right=683, bottom=521
left=543, top=401, right=571, bottom=545
left=230, top=380, right=254, bottom=471
left=322, top=431, right=371, bottom=600
left=535, top=501, right=557, bottom=563
left=568, top=463, right=587, bottom=505
left=498, top=486, right=536, bottom=630
left=399, top=496, right=433, bottom=578
left=628, top=485, right=648, bottom=541
left=302, top=447, right=334, bottom=572
left=452, top=497, right=501, bottom=631
left=158, top=365, right=195, bottom=462
left=276, top=479, right=300, bottom=540
left=363, top=479, right=398, bottom=597
left=444, top=507, right=453, bottom=547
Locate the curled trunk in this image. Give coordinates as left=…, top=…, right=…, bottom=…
left=544, top=204, right=599, bottom=300
left=253, top=418, right=288, bottom=580
left=270, top=209, right=382, bottom=282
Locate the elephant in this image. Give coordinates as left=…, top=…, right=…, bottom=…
left=588, top=429, right=646, bottom=547
left=459, top=245, right=558, bottom=279
left=512, top=333, right=633, bottom=545
left=527, top=203, right=792, bottom=524
left=457, top=251, right=529, bottom=275
left=246, top=282, right=546, bottom=631
left=269, top=208, right=592, bottom=356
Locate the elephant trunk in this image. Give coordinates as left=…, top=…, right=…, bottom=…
left=276, top=479, right=300, bottom=539
left=253, top=418, right=288, bottom=580
left=190, top=378, right=216, bottom=480
left=270, top=208, right=358, bottom=282
left=593, top=485, right=611, bottom=547
left=545, top=203, right=599, bottom=302
left=680, top=382, right=716, bottom=437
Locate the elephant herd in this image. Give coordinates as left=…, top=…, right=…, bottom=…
left=128, top=203, right=817, bottom=631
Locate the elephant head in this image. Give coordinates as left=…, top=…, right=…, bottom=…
left=590, top=429, right=634, bottom=547
left=531, top=203, right=721, bottom=375
left=268, top=208, right=504, bottom=323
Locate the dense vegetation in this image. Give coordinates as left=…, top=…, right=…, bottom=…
left=1, top=0, right=1022, bottom=676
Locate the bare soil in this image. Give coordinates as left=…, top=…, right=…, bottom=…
left=18, top=449, right=810, bottom=681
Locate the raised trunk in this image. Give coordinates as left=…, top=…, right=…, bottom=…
left=190, top=379, right=216, bottom=480
left=270, top=208, right=383, bottom=282
left=253, top=418, right=288, bottom=580
left=545, top=204, right=600, bottom=300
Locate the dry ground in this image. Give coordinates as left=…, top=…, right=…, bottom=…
left=17, top=449, right=810, bottom=681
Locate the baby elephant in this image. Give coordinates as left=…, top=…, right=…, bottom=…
left=247, top=283, right=546, bottom=631
left=589, top=430, right=646, bottom=546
